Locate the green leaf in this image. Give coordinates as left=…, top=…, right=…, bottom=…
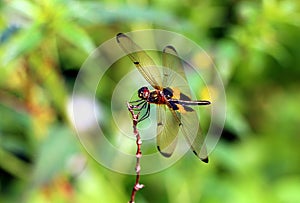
left=57, top=23, right=95, bottom=54
left=8, top=0, right=37, bottom=20
left=31, top=124, right=80, bottom=187
left=1, top=24, right=43, bottom=66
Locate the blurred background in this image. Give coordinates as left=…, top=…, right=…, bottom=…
left=1, top=0, right=300, bottom=202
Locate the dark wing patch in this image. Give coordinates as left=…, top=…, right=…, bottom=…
left=157, top=146, right=172, bottom=157
left=182, top=105, right=194, bottom=112
left=193, top=150, right=209, bottom=163
left=168, top=101, right=179, bottom=111
left=180, top=92, right=191, bottom=101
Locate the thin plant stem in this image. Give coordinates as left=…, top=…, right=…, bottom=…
left=127, top=102, right=144, bottom=203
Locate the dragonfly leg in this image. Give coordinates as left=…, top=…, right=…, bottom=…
left=136, top=101, right=148, bottom=112
left=129, top=99, right=143, bottom=104
left=138, top=103, right=151, bottom=122
left=129, top=100, right=147, bottom=110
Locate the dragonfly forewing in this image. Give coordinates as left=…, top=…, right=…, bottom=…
left=116, top=33, right=162, bottom=89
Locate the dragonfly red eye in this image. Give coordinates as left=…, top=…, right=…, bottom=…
left=138, top=87, right=150, bottom=99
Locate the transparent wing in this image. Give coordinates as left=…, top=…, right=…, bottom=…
left=162, top=45, right=209, bottom=162
left=156, top=105, right=179, bottom=157
left=116, top=33, right=162, bottom=89
left=180, top=108, right=208, bottom=162
left=162, top=46, right=190, bottom=95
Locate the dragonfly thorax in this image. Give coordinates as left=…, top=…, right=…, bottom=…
left=137, top=86, right=167, bottom=104
left=162, top=87, right=174, bottom=99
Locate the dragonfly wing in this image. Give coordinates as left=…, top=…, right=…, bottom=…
left=162, top=46, right=190, bottom=93
left=156, top=105, right=179, bottom=157
left=180, top=109, right=208, bottom=162
left=162, top=45, right=209, bottom=163
left=116, top=33, right=162, bottom=89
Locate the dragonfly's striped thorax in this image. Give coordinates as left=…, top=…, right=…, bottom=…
left=137, top=86, right=198, bottom=113
left=138, top=86, right=168, bottom=104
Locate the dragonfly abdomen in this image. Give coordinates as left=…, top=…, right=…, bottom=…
left=168, top=100, right=194, bottom=112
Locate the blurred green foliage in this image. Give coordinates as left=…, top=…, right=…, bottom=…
left=0, top=0, right=300, bottom=202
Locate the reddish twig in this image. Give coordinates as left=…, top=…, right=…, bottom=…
left=127, top=102, right=144, bottom=203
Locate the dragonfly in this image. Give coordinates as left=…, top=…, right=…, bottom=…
left=116, top=33, right=211, bottom=163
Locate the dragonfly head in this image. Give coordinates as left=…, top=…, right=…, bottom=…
left=138, top=86, right=150, bottom=100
